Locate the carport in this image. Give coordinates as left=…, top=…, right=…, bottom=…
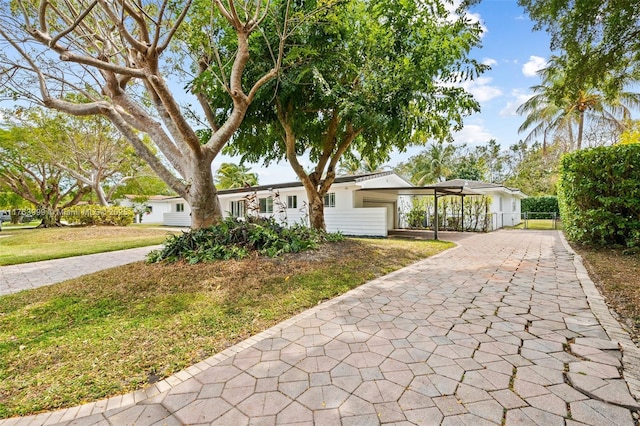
left=358, top=184, right=483, bottom=240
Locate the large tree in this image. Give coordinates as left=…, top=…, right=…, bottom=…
left=0, top=0, right=291, bottom=228
left=504, top=140, right=562, bottom=196
left=0, top=126, right=88, bottom=227
left=519, top=0, right=640, bottom=95
left=37, top=110, right=144, bottom=206
left=223, top=0, right=484, bottom=229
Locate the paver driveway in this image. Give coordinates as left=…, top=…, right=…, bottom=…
left=0, top=245, right=161, bottom=296
left=3, top=230, right=640, bottom=425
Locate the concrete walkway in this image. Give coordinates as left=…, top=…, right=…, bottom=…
left=2, top=230, right=640, bottom=425
left=0, top=245, right=161, bottom=296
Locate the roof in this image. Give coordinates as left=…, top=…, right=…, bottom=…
left=123, top=194, right=180, bottom=201
left=217, top=171, right=396, bottom=195
left=432, top=179, right=525, bottom=195
left=358, top=184, right=482, bottom=197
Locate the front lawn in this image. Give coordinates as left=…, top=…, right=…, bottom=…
left=0, top=226, right=176, bottom=266
left=0, top=237, right=452, bottom=418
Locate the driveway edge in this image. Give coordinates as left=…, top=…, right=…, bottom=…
left=558, top=232, right=640, bottom=401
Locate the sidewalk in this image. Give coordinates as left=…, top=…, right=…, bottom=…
left=0, top=245, right=161, bottom=296
left=1, top=230, right=639, bottom=425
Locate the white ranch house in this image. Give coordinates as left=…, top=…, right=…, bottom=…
left=121, top=172, right=526, bottom=237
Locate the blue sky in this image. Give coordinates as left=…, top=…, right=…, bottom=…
left=230, top=0, right=555, bottom=184
left=452, top=0, right=553, bottom=147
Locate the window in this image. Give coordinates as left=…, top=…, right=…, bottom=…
left=176, top=203, right=184, bottom=212
left=512, top=200, right=517, bottom=212
left=324, top=192, right=336, bottom=208
left=230, top=200, right=245, bottom=217
left=498, top=196, right=502, bottom=212
left=259, top=197, right=273, bottom=213
left=287, top=195, right=297, bottom=209
left=146, top=206, right=153, bottom=214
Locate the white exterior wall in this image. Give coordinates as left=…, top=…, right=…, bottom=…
left=118, top=198, right=172, bottom=224
left=220, top=188, right=309, bottom=225
left=476, top=189, right=523, bottom=229
left=143, top=202, right=171, bottom=224
left=325, top=208, right=387, bottom=236
left=164, top=200, right=192, bottom=227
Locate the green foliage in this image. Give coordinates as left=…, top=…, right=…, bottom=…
left=147, top=217, right=344, bottom=263
left=522, top=196, right=559, bottom=214
left=558, top=144, right=640, bottom=247
left=504, top=140, right=561, bottom=196
left=63, top=205, right=134, bottom=226
left=519, top=0, right=640, bottom=95
left=619, top=120, right=640, bottom=145
left=401, top=195, right=491, bottom=232
left=516, top=59, right=639, bottom=152
left=223, top=0, right=484, bottom=181
left=214, top=163, right=259, bottom=189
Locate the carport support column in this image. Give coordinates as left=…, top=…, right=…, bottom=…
left=461, top=195, right=465, bottom=232
left=434, top=194, right=439, bottom=240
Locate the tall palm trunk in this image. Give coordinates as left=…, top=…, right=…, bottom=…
left=577, top=111, right=585, bottom=150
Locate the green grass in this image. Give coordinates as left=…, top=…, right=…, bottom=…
left=1, top=221, right=40, bottom=229
left=0, top=237, right=453, bottom=418
left=0, top=226, right=176, bottom=266
left=508, top=219, right=563, bottom=230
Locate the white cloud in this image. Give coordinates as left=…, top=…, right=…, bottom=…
left=522, top=55, right=547, bottom=77
left=482, top=58, right=497, bottom=67
left=515, top=15, right=526, bottom=21
left=452, top=123, right=495, bottom=144
left=499, top=89, right=533, bottom=117
left=444, top=1, right=487, bottom=36
left=459, top=77, right=503, bottom=103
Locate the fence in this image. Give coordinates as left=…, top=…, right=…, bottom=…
left=522, top=212, right=560, bottom=230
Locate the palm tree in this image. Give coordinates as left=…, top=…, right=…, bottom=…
left=517, top=58, right=640, bottom=151
left=397, top=142, right=457, bottom=185
left=337, top=155, right=388, bottom=176
left=214, top=163, right=259, bottom=189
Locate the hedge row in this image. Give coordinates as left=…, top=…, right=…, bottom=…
left=521, top=196, right=559, bottom=214
left=558, top=144, right=640, bottom=247
left=63, top=205, right=134, bottom=226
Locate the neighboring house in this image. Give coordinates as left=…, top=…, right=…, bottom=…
left=431, top=179, right=526, bottom=229
left=152, top=172, right=526, bottom=236
left=117, top=195, right=181, bottom=224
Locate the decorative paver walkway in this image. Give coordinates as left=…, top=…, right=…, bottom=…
left=0, top=245, right=161, bottom=296
left=2, top=230, right=640, bottom=425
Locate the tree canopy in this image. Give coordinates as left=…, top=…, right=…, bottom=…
left=221, top=0, right=485, bottom=229
left=0, top=0, right=294, bottom=228
left=517, top=59, right=640, bottom=151
left=214, top=163, right=259, bottom=189
left=519, top=0, right=640, bottom=95
left=0, top=122, right=88, bottom=226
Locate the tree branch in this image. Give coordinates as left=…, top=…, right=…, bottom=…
left=49, top=0, right=99, bottom=48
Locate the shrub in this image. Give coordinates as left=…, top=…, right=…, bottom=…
left=558, top=144, right=640, bottom=247
left=63, top=205, right=134, bottom=226
left=147, top=216, right=344, bottom=264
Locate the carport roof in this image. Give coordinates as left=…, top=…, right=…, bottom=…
left=358, top=185, right=483, bottom=196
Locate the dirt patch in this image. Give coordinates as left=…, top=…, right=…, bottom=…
left=574, top=245, right=640, bottom=345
